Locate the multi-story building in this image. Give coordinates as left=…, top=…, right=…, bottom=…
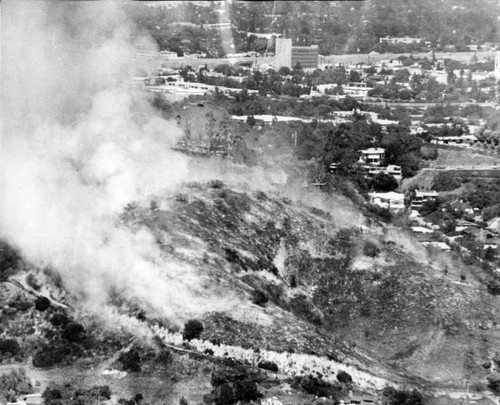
left=275, top=38, right=318, bottom=70
left=291, top=45, right=319, bottom=70
left=275, top=38, right=293, bottom=70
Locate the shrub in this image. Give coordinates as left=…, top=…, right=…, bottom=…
left=246, top=115, right=257, bottom=127
left=0, top=368, right=32, bottom=402
left=118, top=347, right=141, bottom=373
left=183, top=319, right=204, bottom=341
left=366, top=203, right=392, bottom=222
left=257, top=361, right=278, bottom=372
left=209, top=180, right=225, bottom=189
left=292, top=375, right=340, bottom=397
left=155, top=349, right=172, bottom=365
left=0, top=339, right=20, bottom=356
left=487, top=373, right=500, bottom=392
left=50, top=312, right=70, bottom=327
left=42, top=385, right=63, bottom=405
left=336, top=370, right=353, bottom=384
left=363, top=241, right=380, bottom=258
left=32, top=347, right=65, bottom=368
left=251, top=290, right=268, bottom=307
left=175, top=193, right=188, bottom=203
left=371, top=172, right=398, bottom=192
left=488, top=280, right=500, bottom=295
left=61, top=322, right=85, bottom=343
left=382, top=387, right=424, bottom=405
left=255, top=190, right=267, bottom=200
left=34, top=296, right=50, bottom=311
left=26, top=274, right=40, bottom=290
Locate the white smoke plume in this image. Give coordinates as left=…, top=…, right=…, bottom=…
left=0, top=1, right=234, bottom=327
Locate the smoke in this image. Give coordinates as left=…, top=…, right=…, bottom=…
left=0, top=1, right=235, bottom=327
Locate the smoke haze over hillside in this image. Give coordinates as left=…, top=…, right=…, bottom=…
left=0, top=1, right=236, bottom=326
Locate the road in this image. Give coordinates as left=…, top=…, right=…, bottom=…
left=362, top=99, right=498, bottom=109
left=422, top=165, right=500, bottom=171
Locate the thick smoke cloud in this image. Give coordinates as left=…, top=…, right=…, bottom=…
left=0, top=1, right=233, bottom=326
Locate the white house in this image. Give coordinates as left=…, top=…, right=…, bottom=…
left=359, top=148, right=385, bottom=166
left=369, top=191, right=405, bottom=211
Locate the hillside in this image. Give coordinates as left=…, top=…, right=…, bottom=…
left=3, top=174, right=500, bottom=403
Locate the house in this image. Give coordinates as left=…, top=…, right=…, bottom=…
left=411, top=190, right=438, bottom=209
left=450, top=200, right=475, bottom=216
left=359, top=148, right=385, bottom=166
left=484, top=239, right=500, bottom=249
left=387, top=165, right=402, bottom=178
left=462, top=227, right=498, bottom=242
left=487, top=217, right=500, bottom=233
left=421, top=241, right=451, bottom=251
left=411, top=226, right=434, bottom=234
left=341, top=82, right=373, bottom=100
left=369, top=191, right=405, bottom=211
left=379, top=36, right=422, bottom=45
left=342, top=394, right=379, bottom=405
left=455, top=219, right=480, bottom=232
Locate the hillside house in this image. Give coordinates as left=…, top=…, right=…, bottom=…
left=421, top=241, right=451, bottom=251
left=411, top=190, right=438, bottom=209
left=369, top=191, right=405, bottom=211
left=462, top=227, right=498, bottom=242
left=455, top=219, right=480, bottom=231
left=359, top=148, right=385, bottom=166
left=342, top=82, right=373, bottom=99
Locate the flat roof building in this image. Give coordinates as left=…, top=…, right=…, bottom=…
left=292, top=45, right=319, bottom=70
left=275, top=38, right=318, bottom=70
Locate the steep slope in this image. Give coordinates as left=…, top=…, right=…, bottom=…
left=119, top=180, right=500, bottom=389
left=2, top=179, right=500, bottom=400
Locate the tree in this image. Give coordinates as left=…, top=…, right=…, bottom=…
left=349, top=69, right=362, bottom=82
left=182, top=319, right=204, bottom=341
left=0, top=339, right=20, bottom=356
left=61, top=322, right=85, bottom=343
left=34, top=296, right=50, bottom=311
left=336, top=370, right=353, bottom=384
left=484, top=247, right=496, bottom=262
left=371, top=172, right=398, bottom=192
left=246, top=115, right=256, bottom=127
left=278, top=66, right=291, bottom=76
left=252, top=289, right=268, bottom=307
